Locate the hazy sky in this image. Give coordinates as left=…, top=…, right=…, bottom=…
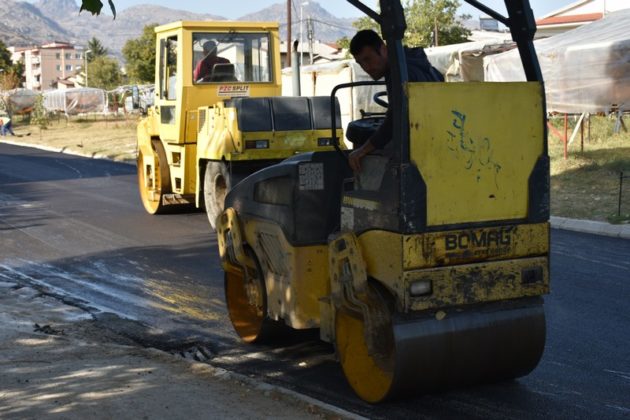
left=78, top=0, right=574, bottom=19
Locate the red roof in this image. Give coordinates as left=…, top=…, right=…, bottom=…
left=536, top=12, right=603, bottom=26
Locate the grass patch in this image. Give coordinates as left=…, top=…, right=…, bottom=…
left=11, top=114, right=139, bottom=164
left=549, top=114, right=630, bottom=223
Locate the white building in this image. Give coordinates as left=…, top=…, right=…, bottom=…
left=9, top=42, right=86, bottom=91
left=536, top=0, right=629, bottom=38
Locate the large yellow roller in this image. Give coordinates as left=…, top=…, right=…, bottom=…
left=217, top=0, right=550, bottom=402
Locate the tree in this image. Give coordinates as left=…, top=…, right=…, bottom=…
left=87, top=37, right=108, bottom=62
left=89, top=56, right=122, bottom=90
left=80, top=0, right=116, bottom=17
left=338, top=0, right=470, bottom=48
left=0, top=40, right=12, bottom=70
left=0, top=40, right=25, bottom=90
left=31, top=94, right=51, bottom=129
left=122, top=24, right=158, bottom=84
left=405, top=0, right=471, bottom=47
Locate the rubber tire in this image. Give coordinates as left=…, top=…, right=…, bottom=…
left=137, top=144, right=169, bottom=215
left=204, top=161, right=247, bottom=230
left=204, top=161, right=231, bottom=230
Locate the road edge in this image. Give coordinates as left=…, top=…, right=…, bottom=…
left=550, top=216, right=630, bottom=239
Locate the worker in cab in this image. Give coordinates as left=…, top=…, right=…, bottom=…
left=348, top=29, right=443, bottom=172
left=194, top=40, right=231, bottom=82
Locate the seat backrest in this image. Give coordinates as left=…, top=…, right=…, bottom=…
left=271, top=97, right=312, bottom=131
left=211, top=63, right=237, bottom=81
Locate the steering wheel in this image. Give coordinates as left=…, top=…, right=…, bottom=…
left=373, top=90, right=389, bottom=108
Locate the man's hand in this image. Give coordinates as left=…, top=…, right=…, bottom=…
left=348, top=141, right=375, bottom=172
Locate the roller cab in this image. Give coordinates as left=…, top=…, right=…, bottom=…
left=217, top=0, right=550, bottom=403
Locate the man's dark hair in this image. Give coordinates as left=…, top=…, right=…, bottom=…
left=350, top=29, right=384, bottom=56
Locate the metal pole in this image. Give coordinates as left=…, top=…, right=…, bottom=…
left=563, top=114, right=569, bottom=160
left=619, top=171, right=624, bottom=217
left=84, top=49, right=91, bottom=87
left=286, top=0, right=291, bottom=67
left=300, top=3, right=304, bottom=67
left=292, top=40, right=301, bottom=96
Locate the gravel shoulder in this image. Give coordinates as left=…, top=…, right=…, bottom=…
left=0, top=279, right=356, bottom=419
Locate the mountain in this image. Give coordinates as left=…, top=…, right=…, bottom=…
left=35, top=0, right=79, bottom=21
left=53, top=5, right=226, bottom=57
left=0, top=0, right=71, bottom=46
left=239, top=2, right=355, bottom=43
left=0, top=0, right=356, bottom=58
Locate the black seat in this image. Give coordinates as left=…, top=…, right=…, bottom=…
left=211, top=63, right=237, bottom=81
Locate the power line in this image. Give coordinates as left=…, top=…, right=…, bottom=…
left=308, top=17, right=356, bottom=31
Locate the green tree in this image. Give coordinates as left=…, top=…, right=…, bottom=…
left=340, top=0, right=470, bottom=48
left=0, top=40, right=25, bottom=89
left=405, top=0, right=470, bottom=47
left=122, top=24, right=158, bottom=83
left=89, top=56, right=122, bottom=90
left=31, top=94, right=50, bottom=129
left=0, top=40, right=12, bottom=70
left=86, top=37, right=108, bottom=62
left=79, top=0, right=116, bottom=17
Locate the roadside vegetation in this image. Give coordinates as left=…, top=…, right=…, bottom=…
left=9, top=114, right=137, bottom=163
left=6, top=113, right=630, bottom=223
left=548, top=114, right=630, bottom=223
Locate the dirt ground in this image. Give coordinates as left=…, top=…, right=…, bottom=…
left=0, top=278, right=358, bottom=419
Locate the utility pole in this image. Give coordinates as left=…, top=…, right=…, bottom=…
left=286, top=0, right=291, bottom=67
left=307, top=18, right=314, bottom=65
left=434, top=17, right=439, bottom=47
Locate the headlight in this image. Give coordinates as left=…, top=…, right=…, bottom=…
left=245, top=140, right=269, bottom=149
left=410, top=280, right=432, bottom=297
left=317, top=137, right=333, bottom=146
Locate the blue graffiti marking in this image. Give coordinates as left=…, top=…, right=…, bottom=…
left=446, top=110, right=502, bottom=186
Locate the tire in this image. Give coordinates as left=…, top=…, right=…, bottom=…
left=203, top=161, right=243, bottom=230
left=137, top=141, right=170, bottom=215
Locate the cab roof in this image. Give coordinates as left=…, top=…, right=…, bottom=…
left=155, top=21, right=279, bottom=34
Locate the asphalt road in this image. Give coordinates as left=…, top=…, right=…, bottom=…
left=1, top=143, right=629, bottom=419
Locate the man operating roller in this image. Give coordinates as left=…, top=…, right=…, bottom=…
left=348, top=29, right=443, bottom=172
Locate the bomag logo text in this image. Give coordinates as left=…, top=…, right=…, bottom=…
left=445, top=229, right=512, bottom=251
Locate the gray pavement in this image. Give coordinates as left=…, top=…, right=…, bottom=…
left=1, top=139, right=627, bottom=419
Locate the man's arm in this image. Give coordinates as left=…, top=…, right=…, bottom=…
left=348, top=109, right=392, bottom=172
left=193, top=60, right=202, bottom=81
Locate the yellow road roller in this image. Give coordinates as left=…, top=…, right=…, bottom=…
left=217, top=0, right=550, bottom=402
left=136, top=21, right=343, bottom=228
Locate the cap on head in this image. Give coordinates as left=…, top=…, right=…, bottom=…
left=202, top=40, right=217, bottom=53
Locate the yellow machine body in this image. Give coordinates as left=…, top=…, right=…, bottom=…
left=217, top=79, right=550, bottom=402
left=136, top=21, right=342, bottom=221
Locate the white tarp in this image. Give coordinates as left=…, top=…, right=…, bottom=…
left=485, top=9, right=630, bottom=113
left=425, top=40, right=515, bottom=82
left=0, top=88, right=38, bottom=114
left=43, top=88, right=107, bottom=115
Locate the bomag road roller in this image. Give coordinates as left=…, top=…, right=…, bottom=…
left=137, top=21, right=343, bottom=228
left=217, top=0, right=550, bottom=403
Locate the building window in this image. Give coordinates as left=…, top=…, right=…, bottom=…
left=56, top=65, right=61, bottom=71
left=76, top=53, right=81, bottom=59
left=65, top=53, right=71, bottom=59
left=65, top=65, right=72, bottom=71
left=56, top=53, right=61, bottom=59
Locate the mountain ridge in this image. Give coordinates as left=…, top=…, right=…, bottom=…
left=1, top=0, right=356, bottom=58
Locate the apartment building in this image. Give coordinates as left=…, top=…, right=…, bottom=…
left=9, top=42, right=85, bottom=91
